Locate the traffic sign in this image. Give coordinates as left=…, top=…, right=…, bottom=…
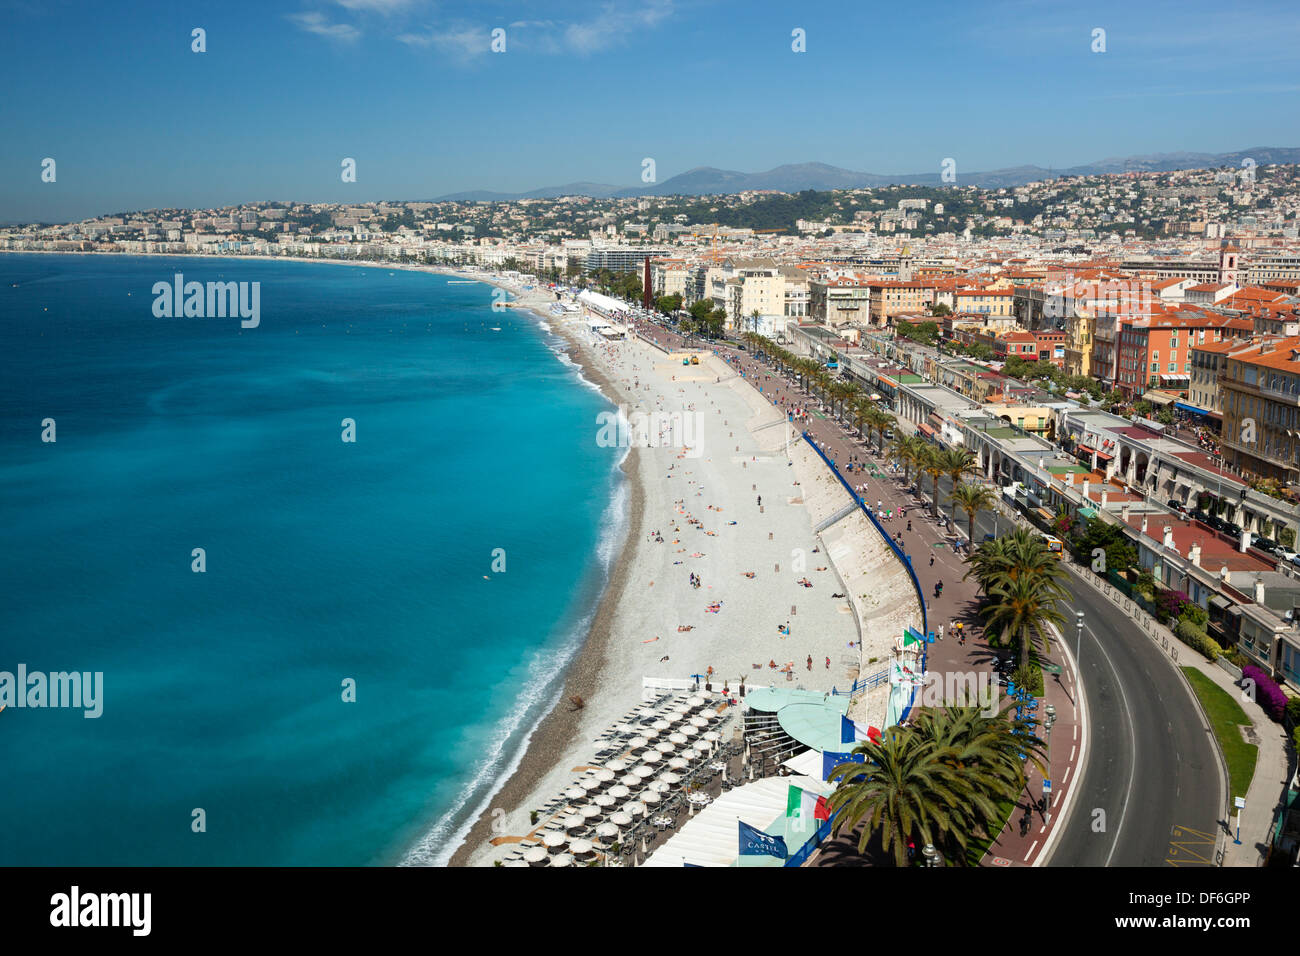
left=1233, top=796, right=1246, bottom=810
left=1042, top=780, right=1052, bottom=793
left=1044, top=663, right=1062, bottom=675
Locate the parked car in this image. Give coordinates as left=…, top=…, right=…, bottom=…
left=1166, top=499, right=1187, bottom=512
left=1290, top=553, right=1300, bottom=570
left=1221, top=521, right=1243, bottom=538
left=1252, top=536, right=1279, bottom=555
left=1189, top=509, right=1209, bottom=524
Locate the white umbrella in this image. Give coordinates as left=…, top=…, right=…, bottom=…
left=579, top=805, right=601, bottom=820
left=593, top=793, right=615, bottom=808
left=580, top=776, right=602, bottom=791
left=689, top=716, right=709, bottom=729
left=667, top=732, right=689, bottom=744
left=604, top=759, right=628, bottom=772
left=543, top=831, right=567, bottom=848
left=629, top=734, right=651, bottom=746
left=596, top=822, right=620, bottom=840
left=654, top=741, right=676, bottom=754
left=564, top=786, right=585, bottom=800
left=624, top=802, right=646, bottom=818
left=641, top=752, right=662, bottom=765
left=619, top=773, right=641, bottom=788
left=670, top=708, right=690, bottom=720
left=632, top=764, right=655, bottom=778
left=692, top=743, right=712, bottom=757
left=658, top=772, right=682, bottom=785
left=609, top=811, right=633, bottom=827
left=550, top=853, right=575, bottom=868
left=667, top=757, right=690, bottom=770
left=561, top=815, right=585, bottom=830
left=595, top=769, right=616, bottom=784
left=524, top=846, right=549, bottom=865
left=651, top=719, right=671, bottom=731
left=608, top=784, right=631, bottom=800
left=641, top=792, right=662, bottom=806
left=503, top=858, right=528, bottom=867
left=702, top=731, right=720, bottom=742
left=647, top=780, right=671, bottom=794
left=570, top=838, right=595, bottom=857
left=686, top=696, right=705, bottom=708
left=679, top=724, right=701, bottom=738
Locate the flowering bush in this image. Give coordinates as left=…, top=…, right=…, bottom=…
left=1241, top=665, right=1287, bottom=722
left=1156, top=588, right=1192, bottom=624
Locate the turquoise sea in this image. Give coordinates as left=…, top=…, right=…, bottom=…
left=0, top=254, right=622, bottom=865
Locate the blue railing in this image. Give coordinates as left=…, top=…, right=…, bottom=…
left=832, top=667, right=890, bottom=696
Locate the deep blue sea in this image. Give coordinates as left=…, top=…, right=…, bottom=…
left=0, top=254, right=622, bottom=865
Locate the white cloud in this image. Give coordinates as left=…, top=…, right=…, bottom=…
left=287, top=11, right=362, bottom=42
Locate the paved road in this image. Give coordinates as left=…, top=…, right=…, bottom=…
left=626, top=318, right=1226, bottom=866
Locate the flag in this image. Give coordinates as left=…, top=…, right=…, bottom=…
left=903, top=627, right=920, bottom=646
left=738, top=820, right=788, bottom=859
left=841, top=715, right=871, bottom=744
left=785, top=784, right=803, bottom=821
left=822, top=750, right=866, bottom=782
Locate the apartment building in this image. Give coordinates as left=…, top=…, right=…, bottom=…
left=1063, top=312, right=1095, bottom=378
left=810, top=276, right=871, bottom=327
left=953, top=287, right=1014, bottom=317
left=868, top=281, right=932, bottom=326
left=1220, top=337, right=1300, bottom=482
left=1115, top=313, right=1251, bottom=398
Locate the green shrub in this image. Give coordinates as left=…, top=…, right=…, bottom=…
left=1180, top=603, right=1209, bottom=628
left=1010, top=663, right=1044, bottom=697
left=1175, top=619, right=1221, bottom=661
left=1286, top=698, right=1300, bottom=726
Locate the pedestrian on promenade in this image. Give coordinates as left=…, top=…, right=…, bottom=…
left=929, top=552, right=934, bottom=567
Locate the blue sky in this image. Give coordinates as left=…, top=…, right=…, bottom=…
left=2, top=0, right=1299, bottom=223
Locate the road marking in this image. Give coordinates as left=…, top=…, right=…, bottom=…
left=1167, top=824, right=1216, bottom=866
left=1025, top=840, right=1039, bottom=860
left=1072, top=724, right=1077, bottom=741
left=1087, top=622, right=1139, bottom=868
left=1070, top=744, right=1076, bottom=761
left=1062, top=764, right=1072, bottom=785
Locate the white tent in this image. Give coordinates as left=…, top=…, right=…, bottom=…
left=641, top=776, right=832, bottom=868
left=780, top=748, right=824, bottom=779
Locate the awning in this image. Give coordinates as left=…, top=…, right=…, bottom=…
left=1077, top=445, right=1096, bottom=455
left=918, top=423, right=936, bottom=437
left=1209, top=595, right=1232, bottom=612
left=1175, top=402, right=1212, bottom=416
left=1079, top=506, right=1098, bottom=519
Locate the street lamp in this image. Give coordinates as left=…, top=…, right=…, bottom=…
left=921, top=843, right=941, bottom=868
left=1075, top=611, right=1084, bottom=666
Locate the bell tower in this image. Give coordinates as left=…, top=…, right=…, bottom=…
left=1218, top=244, right=1240, bottom=286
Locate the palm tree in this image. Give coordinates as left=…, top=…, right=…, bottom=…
left=889, top=434, right=924, bottom=483
left=937, top=447, right=978, bottom=513
left=866, top=406, right=895, bottom=452
left=970, top=529, right=1070, bottom=670
left=951, top=481, right=998, bottom=543
left=826, top=727, right=962, bottom=866
left=920, top=445, right=946, bottom=518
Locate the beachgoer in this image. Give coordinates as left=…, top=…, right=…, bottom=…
left=806, top=655, right=813, bottom=671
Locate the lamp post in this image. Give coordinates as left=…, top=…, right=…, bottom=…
left=921, top=843, right=941, bottom=868
left=1043, top=703, right=1057, bottom=823
left=1075, top=610, right=1085, bottom=666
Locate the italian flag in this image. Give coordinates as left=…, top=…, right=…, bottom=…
left=786, top=785, right=831, bottom=824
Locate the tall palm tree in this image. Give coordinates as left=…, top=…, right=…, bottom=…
left=920, top=445, right=946, bottom=518
left=937, top=447, right=978, bottom=512
left=971, top=529, right=1070, bottom=670
left=866, top=406, right=896, bottom=452
left=889, top=434, right=924, bottom=484
left=951, top=481, right=998, bottom=543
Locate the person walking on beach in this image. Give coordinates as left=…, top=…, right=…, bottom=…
left=806, top=655, right=813, bottom=671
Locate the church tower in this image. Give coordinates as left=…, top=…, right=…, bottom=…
left=1218, top=244, right=1240, bottom=286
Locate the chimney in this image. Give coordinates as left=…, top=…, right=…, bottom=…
left=1189, top=543, right=1202, bottom=567
left=1083, top=479, right=1091, bottom=501
left=1163, top=526, right=1174, bottom=549
left=1121, top=503, right=1131, bottom=521
left=1101, top=490, right=1109, bottom=507
left=1141, top=515, right=1149, bottom=535
left=1240, top=529, right=1250, bottom=553
left=1254, top=578, right=1266, bottom=603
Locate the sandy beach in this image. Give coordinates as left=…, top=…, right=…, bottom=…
left=444, top=279, right=868, bottom=866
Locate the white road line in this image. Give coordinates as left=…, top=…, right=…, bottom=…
left=1073, top=723, right=1078, bottom=742
left=1070, top=744, right=1076, bottom=761
left=1025, top=840, right=1039, bottom=861
left=1063, top=764, right=1073, bottom=785
left=1087, top=622, right=1139, bottom=868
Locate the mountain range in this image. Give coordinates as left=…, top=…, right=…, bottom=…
left=433, top=147, right=1300, bottom=202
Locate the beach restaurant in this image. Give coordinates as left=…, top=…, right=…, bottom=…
left=641, top=775, right=835, bottom=867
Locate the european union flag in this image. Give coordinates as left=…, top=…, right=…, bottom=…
left=738, top=820, right=788, bottom=859
left=822, top=750, right=867, bottom=782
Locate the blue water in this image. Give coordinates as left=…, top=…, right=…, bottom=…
left=0, top=254, right=622, bottom=865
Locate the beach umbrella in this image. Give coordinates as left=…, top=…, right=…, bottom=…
left=692, top=742, right=712, bottom=757
left=628, top=736, right=649, bottom=748
left=689, top=716, right=709, bottom=729
left=641, top=752, right=662, bottom=765
left=594, top=768, right=616, bottom=784
left=632, top=764, right=655, bottom=778
left=702, top=731, right=720, bottom=742
left=651, top=719, right=671, bottom=732
left=564, top=786, right=585, bottom=800
left=667, top=732, right=689, bottom=744
left=679, top=723, right=701, bottom=738
left=641, top=792, right=662, bottom=806
left=619, top=773, right=641, bottom=788
left=686, top=696, right=705, bottom=709
left=667, top=757, right=690, bottom=770
left=550, top=853, right=575, bottom=868
left=641, top=726, right=662, bottom=740
left=596, top=822, right=620, bottom=840
left=658, top=772, right=682, bottom=785
left=570, top=838, right=595, bottom=857
left=625, top=802, right=647, bottom=818
left=579, top=805, right=601, bottom=820
left=561, top=815, right=585, bottom=831
left=524, top=846, right=549, bottom=865
left=543, top=831, right=567, bottom=848
left=593, top=794, right=615, bottom=808
left=608, top=784, right=631, bottom=800
left=647, top=780, right=671, bottom=794
left=609, top=811, right=633, bottom=827
left=503, top=858, right=528, bottom=867
left=654, top=741, right=675, bottom=754
left=604, top=759, right=628, bottom=772
left=670, top=708, right=690, bottom=721
left=580, top=776, right=602, bottom=791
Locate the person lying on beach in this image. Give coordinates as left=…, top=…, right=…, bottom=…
left=677, top=625, right=694, bottom=632
left=797, top=578, right=812, bottom=588
left=831, top=592, right=845, bottom=598
left=815, top=566, right=827, bottom=572
left=742, top=571, right=755, bottom=578
left=659, top=656, right=670, bottom=663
